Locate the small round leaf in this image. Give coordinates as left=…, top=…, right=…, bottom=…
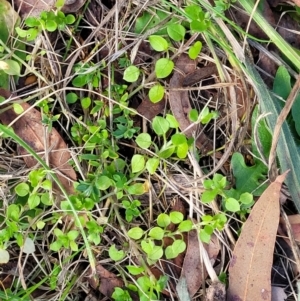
left=123, top=65, right=140, bottom=82
left=155, top=58, right=174, bottom=79
left=149, top=84, right=164, bottom=103
left=148, top=35, right=168, bottom=52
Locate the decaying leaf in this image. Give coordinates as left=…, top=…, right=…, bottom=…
left=180, top=229, right=220, bottom=297
left=0, top=89, right=76, bottom=195
left=227, top=172, right=288, bottom=301
left=87, top=264, right=124, bottom=298
left=169, top=54, right=214, bottom=153
left=136, top=96, right=166, bottom=121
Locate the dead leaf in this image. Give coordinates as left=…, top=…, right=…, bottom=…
left=169, top=54, right=214, bottom=153
left=182, top=65, right=217, bottom=87
left=227, top=171, right=288, bottom=301
left=180, top=229, right=220, bottom=297
left=0, top=89, right=76, bottom=195
left=136, top=97, right=166, bottom=121
left=87, top=264, right=124, bottom=298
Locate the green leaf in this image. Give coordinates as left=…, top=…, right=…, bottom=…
left=184, top=5, right=203, bottom=20
left=158, top=143, right=175, bottom=158
left=201, top=190, right=217, bottom=203
left=28, top=194, right=40, bottom=209
left=169, top=211, right=184, bottom=224
left=46, top=20, right=57, bottom=31
left=15, top=183, right=30, bottom=196
left=149, top=84, right=164, bottom=103
left=7, top=204, right=20, bottom=221
left=66, top=92, right=78, bottom=104
left=134, top=10, right=169, bottom=35
left=69, top=240, right=78, bottom=252
left=123, top=65, right=140, bottom=82
left=178, top=220, right=193, bottom=232
left=146, top=158, right=160, bottom=174
left=131, top=154, right=145, bottom=173
left=127, top=183, right=146, bottom=195
left=148, top=245, right=163, bottom=261
left=148, top=227, right=164, bottom=240
left=167, top=23, right=185, bottom=41
left=65, top=14, right=76, bottom=24
left=136, top=133, right=152, bottom=149
left=157, top=213, right=170, bottom=228
left=166, top=114, right=179, bottom=128
left=155, top=58, right=174, bottom=79
left=50, top=241, right=62, bottom=251
left=148, top=35, right=168, bottom=52
left=189, top=109, right=199, bottom=122
left=188, top=41, right=202, bottom=59
left=171, top=134, right=187, bottom=146
left=176, top=143, right=189, bottom=159
left=152, top=116, right=170, bottom=136
left=109, top=245, right=125, bottom=261
left=95, top=175, right=112, bottom=190
left=126, top=265, right=145, bottom=275
left=128, top=227, right=144, bottom=240
left=165, top=239, right=186, bottom=259
left=0, top=60, right=20, bottom=76
left=225, top=198, right=240, bottom=212
left=231, top=153, right=267, bottom=196
left=190, top=20, right=208, bottom=32
left=239, top=192, right=253, bottom=205
left=199, top=228, right=211, bottom=243
left=67, top=230, right=79, bottom=240
left=81, top=97, right=91, bottom=109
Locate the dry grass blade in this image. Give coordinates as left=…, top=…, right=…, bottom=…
left=227, top=171, right=288, bottom=301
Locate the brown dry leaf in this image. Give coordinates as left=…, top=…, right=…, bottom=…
left=87, top=264, right=124, bottom=298
left=0, top=89, right=76, bottom=195
left=227, top=172, right=288, bottom=301
left=136, top=97, right=166, bottom=121
left=169, top=54, right=214, bottom=153
left=180, top=229, right=220, bottom=297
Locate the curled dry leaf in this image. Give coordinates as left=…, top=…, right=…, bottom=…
left=0, top=89, right=76, bottom=195
left=169, top=54, right=214, bottom=153
left=227, top=171, right=288, bottom=301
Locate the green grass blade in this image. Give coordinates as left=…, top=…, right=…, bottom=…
left=238, top=0, right=300, bottom=71
left=243, top=61, right=300, bottom=212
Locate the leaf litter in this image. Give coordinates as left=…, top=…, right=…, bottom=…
left=1, top=0, right=300, bottom=300
left=0, top=88, right=76, bottom=195
left=227, top=171, right=288, bottom=301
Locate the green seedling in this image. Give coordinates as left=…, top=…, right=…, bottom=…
left=50, top=228, right=79, bottom=252
left=202, top=173, right=254, bottom=214
left=16, top=10, right=75, bottom=41
left=127, top=211, right=193, bottom=265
